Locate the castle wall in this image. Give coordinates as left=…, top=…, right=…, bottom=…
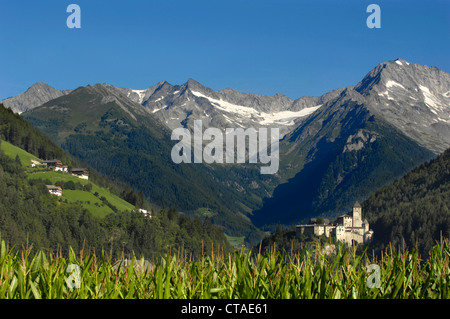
left=296, top=202, right=373, bottom=246
left=352, top=206, right=362, bottom=228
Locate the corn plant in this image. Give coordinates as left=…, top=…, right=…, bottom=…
left=0, top=236, right=449, bottom=299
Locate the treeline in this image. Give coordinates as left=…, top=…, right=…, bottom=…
left=0, top=148, right=232, bottom=259
left=0, top=105, right=69, bottom=163
left=363, top=147, right=450, bottom=257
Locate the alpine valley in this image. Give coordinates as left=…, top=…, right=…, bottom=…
left=3, top=58, right=450, bottom=245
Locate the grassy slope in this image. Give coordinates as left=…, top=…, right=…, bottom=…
left=1, top=139, right=135, bottom=217
left=27, top=172, right=135, bottom=217
left=0, top=140, right=41, bottom=167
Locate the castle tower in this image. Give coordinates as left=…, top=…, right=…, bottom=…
left=352, top=201, right=362, bottom=228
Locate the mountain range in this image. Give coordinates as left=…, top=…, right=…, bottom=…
left=2, top=58, right=449, bottom=243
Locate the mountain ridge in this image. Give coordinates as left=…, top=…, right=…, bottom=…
left=9, top=58, right=450, bottom=242
left=1, top=82, right=72, bottom=114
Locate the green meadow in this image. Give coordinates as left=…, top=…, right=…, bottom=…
left=0, top=140, right=40, bottom=168
left=27, top=172, right=135, bottom=217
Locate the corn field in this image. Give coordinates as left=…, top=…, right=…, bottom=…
left=0, top=237, right=449, bottom=299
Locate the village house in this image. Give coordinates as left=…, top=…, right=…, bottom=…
left=296, top=201, right=374, bottom=245
left=40, top=159, right=61, bottom=169
left=40, top=159, right=68, bottom=172
left=46, top=185, right=62, bottom=197
left=137, top=208, right=152, bottom=218
left=30, top=159, right=41, bottom=168
left=71, top=168, right=89, bottom=180
left=55, top=163, right=69, bottom=172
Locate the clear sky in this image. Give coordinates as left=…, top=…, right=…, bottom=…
left=1, top=0, right=449, bottom=100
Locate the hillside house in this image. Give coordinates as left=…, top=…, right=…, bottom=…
left=46, top=185, right=62, bottom=197
left=138, top=208, right=152, bottom=218
left=41, top=159, right=61, bottom=168
left=30, top=159, right=41, bottom=168
left=55, top=163, right=69, bottom=172
left=296, top=202, right=374, bottom=245
left=71, top=168, right=89, bottom=180
left=40, top=159, right=68, bottom=172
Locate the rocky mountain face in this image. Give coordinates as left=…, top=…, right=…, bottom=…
left=250, top=59, right=450, bottom=227
left=112, top=79, right=346, bottom=138
left=108, top=59, right=450, bottom=155
left=1, top=82, right=71, bottom=114
left=252, top=87, right=435, bottom=228
left=355, top=58, right=450, bottom=154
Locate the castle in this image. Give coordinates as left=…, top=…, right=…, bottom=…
left=296, top=201, right=374, bottom=245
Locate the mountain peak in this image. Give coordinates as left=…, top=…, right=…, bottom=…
left=185, top=78, right=206, bottom=90
left=354, top=58, right=415, bottom=95
left=393, top=58, right=411, bottom=66
left=29, top=82, right=53, bottom=89
left=351, top=58, right=450, bottom=154
left=1, top=82, right=68, bottom=114
left=186, top=78, right=200, bottom=85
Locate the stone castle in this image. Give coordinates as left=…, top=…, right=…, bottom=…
left=296, top=201, right=374, bottom=245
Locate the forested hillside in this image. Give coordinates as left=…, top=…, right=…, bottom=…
left=363, top=147, right=450, bottom=256
left=0, top=104, right=134, bottom=198
left=0, top=104, right=232, bottom=258
left=0, top=141, right=231, bottom=259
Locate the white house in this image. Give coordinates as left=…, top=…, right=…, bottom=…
left=71, top=168, right=89, bottom=180
left=136, top=208, right=152, bottom=218
left=40, top=159, right=68, bottom=172
left=46, top=185, right=62, bottom=197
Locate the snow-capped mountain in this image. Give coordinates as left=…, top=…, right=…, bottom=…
left=109, top=59, right=449, bottom=153
left=355, top=58, right=450, bottom=154
left=115, top=79, right=345, bottom=138
left=6, top=58, right=447, bottom=152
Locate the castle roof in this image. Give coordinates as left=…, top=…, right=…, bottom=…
left=353, top=201, right=361, bottom=208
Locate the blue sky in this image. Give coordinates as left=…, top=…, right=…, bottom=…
left=1, top=0, right=449, bottom=100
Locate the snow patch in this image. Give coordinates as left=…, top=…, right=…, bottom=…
left=395, top=60, right=403, bottom=66
left=258, top=105, right=322, bottom=125
left=378, top=91, right=394, bottom=100
left=192, top=90, right=259, bottom=116
left=386, top=80, right=406, bottom=90
left=191, top=90, right=321, bottom=126
left=132, top=89, right=146, bottom=104
left=378, top=81, right=406, bottom=100
left=420, top=85, right=443, bottom=112
left=152, top=105, right=167, bottom=113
